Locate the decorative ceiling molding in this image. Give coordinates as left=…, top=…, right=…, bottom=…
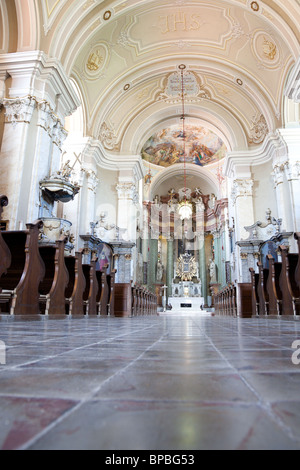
left=79, top=137, right=145, bottom=181
left=285, top=56, right=300, bottom=102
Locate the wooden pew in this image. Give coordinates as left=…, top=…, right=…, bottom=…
left=249, top=268, right=259, bottom=316
left=257, top=262, right=269, bottom=316
left=0, top=221, right=45, bottom=315
left=83, top=260, right=98, bottom=316
left=114, top=283, right=133, bottom=317
left=131, top=283, right=138, bottom=316
left=236, top=283, right=252, bottom=318
left=114, top=283, right=156, bottom=317
left=0, top=196, right=11, bottom=290
left=98, top=265, right=109, bottom=315
left=279, top=245, right=300, bottom=316
left=266, top=255, right=282, bottom=316
left=39, top=237, right=69, bottom=315
left=231, top=284, right=237, bottom=317
left=107, top=269, right=117, bottom=316
left=137, top=287, right=142, bottom=316
left=65, top=251, right=86, bottom=316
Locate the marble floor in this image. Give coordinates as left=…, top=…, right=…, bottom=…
left=0, top=312, right=300, bottom=450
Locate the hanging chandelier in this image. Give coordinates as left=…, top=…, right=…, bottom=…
left=178, top=64, right=193, bottom=221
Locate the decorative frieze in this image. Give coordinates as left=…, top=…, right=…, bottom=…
left=37, top=100, right=55, bottom=134
left=82, top=169, right=99, bottom=194
left=285, top=161, right=300, bottom=181
left=2, top=96, right=37, bottom=126
left=99, top=122, right=119, bottom=151
left=231, top=179, right=254, bottom=204
left=52, top=120, right=68, bottom=149
left=2, top=96, right=68, bottom=149
left=271, top=163, right=285, bottom=187
left=249, top=114, right=269, bottom=144
left=116, top=182, right=138, bottom=201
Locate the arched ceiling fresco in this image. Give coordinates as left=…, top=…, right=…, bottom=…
left=141, top=125, right=227, bottom=168
left=2, top=0, right=299, bottom=156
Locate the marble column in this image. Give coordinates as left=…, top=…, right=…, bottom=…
left=148, top=235, right=159, bottom=293
left=167, top=236, right=174, bottom=297
left=198, top=235, right=207, bottom=305
left=110, top=241, right=135, bottom=284
left=213, top=232, right=221, bottom=285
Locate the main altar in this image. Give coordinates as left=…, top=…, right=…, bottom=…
left=169, top=253, right=205, bottom=311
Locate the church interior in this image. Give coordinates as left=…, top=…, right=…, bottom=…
left=0, top=0, right=300, bottom=451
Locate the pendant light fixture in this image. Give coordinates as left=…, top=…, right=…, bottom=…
left=178, top=64, right=193, bottom=221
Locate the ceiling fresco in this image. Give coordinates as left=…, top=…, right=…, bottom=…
left=141, top=125, right=227, bottom=168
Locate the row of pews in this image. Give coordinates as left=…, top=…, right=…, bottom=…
left=114, top=283, right=158, bottom=317
left=214, top=283, right=252, bottom=318
left=0, top=195, right=114, bottom=316
left=250, top=235, right=300, bottom=317
left=214, top=233, right=300, bottom=318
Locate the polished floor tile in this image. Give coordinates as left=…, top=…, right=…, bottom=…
left=0, top=313, right=300, bottom=450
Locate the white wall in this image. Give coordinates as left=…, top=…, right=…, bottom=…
left=252, top=161, right=278, bottom=224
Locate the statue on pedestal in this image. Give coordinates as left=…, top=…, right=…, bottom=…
left=157, top=259, right=164, bottom=282
left=209, top=259, right=217, bottom=283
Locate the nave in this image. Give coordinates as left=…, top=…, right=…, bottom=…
left=0, top=312, right=299, bottom=450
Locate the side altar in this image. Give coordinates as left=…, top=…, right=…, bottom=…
left=168, top=253, right=205, bottom=311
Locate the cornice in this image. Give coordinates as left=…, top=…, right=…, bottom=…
left=223, top=131, right=287, bottom=177
left=0, top=51, right=80, bottom=118
left=284, top=54, right=300, bottom=102
left=81, top=137, right=145, bottom=181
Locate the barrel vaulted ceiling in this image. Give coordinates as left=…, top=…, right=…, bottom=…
left=1, top=0, right=300, bottom=156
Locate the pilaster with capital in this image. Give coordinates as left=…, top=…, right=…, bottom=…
left=0, top=52, right=79, bottom=229
left=116, top=181, right=139, bottom=242
left=80, top=168, right=99, bottom=237
left=0, top=96, right=38, bottom=227
left=148, top=236, right=159, bottom=293
left=277, top=128, right=300, bottom=233
left=284, top=160, right=300, bottom=234
left=166, top=235, right=174, bottom=297
left=198, top=235, right=208, bottom=305
left=271, top=162, right=295, bottom=232
left=231, top=178, right=255, bottom=242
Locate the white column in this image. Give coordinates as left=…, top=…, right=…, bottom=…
left=271, top=163, right=286, bottom=227
left=231, top=178, right=255, bottom=241
left=279, top=129, right=300, bottom=233
left=27, top=102, right=68, bottom=223
left=231, top=178, right=255, bottom=283
left=0, top=96, right=36, bottom=228
left=83, top=169, right=99, bottom=235
left=0, top=52, right=79, bottom=229
left=116, top=180, right=138, bottom=243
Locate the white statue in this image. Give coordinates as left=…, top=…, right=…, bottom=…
left=209, top=259, right=217, bottom=283
left=157, top=260, right=164, bottom=282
